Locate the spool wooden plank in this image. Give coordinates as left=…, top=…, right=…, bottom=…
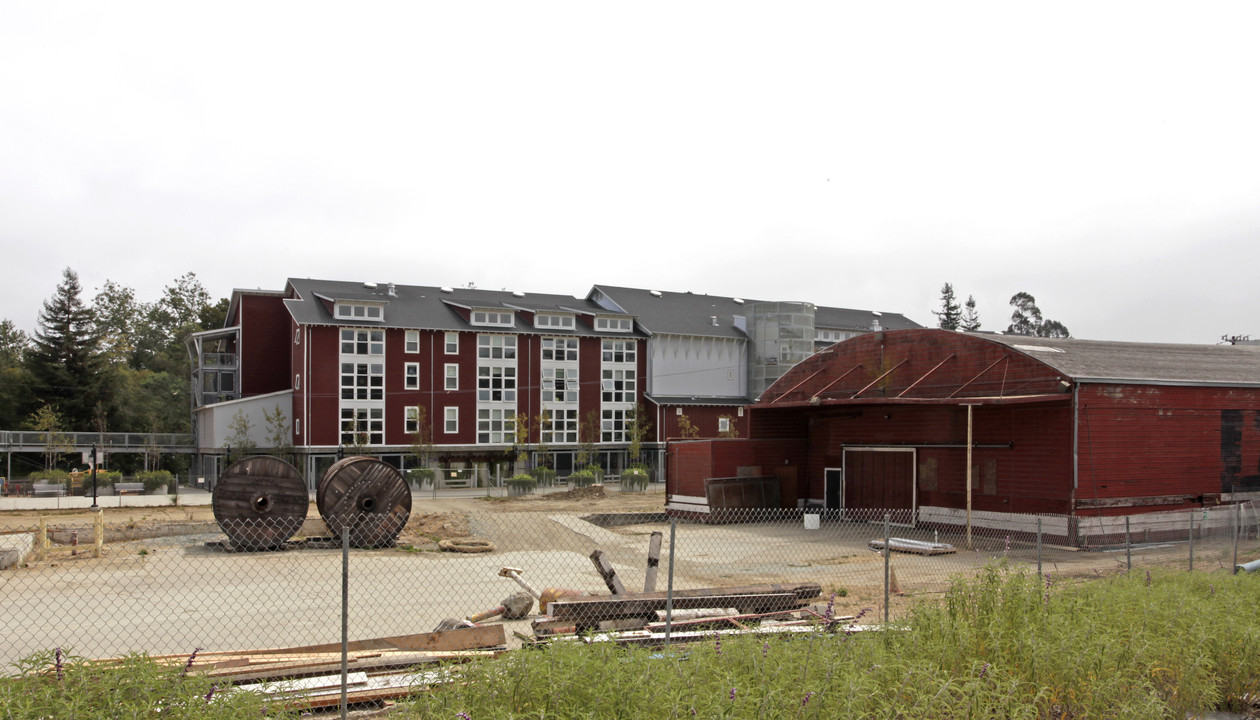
left=316, top=456, right=412, bottom=547
left=212, top=456, right=309, bottom=550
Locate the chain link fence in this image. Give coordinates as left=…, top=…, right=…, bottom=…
left=2, top=501, right=1257, bottom=670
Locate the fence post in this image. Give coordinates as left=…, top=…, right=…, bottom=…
left=340, top=525, right=349, bottom=720
left=1125, top=517, right=1131, bottom=572
left=883, top=512, right=891, bottom=624
left=93, top=511, right=104, bottom=558
left=37, top=517, right=47, bottom=560
left=1036, top=517, right=1042, bottom=578
left=1233, top=503, right=1241, bottom=574
left=1188, top=512, right=1195, bottom=572
left=665, top=519, right=677, bottom=647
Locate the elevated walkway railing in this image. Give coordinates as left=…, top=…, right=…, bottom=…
left=0, top=431, right=196, bottom=454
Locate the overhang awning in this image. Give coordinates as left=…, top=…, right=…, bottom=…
left=761, top=393, right=1071, bottom=410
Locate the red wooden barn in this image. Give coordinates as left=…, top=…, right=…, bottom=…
left=666, top=329, right=1260, bottom=544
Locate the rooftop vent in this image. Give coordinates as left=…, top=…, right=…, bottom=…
left=733, top=298, right=744, bottom=304
left=512, top=291, right=525, bottom=298
left=710, top=315, right=719, bottom=326
left=387, top=283, right=397, bottom=297
left=363, top=282, right=377, bottom=289
left=440, top=287, right=454, bottom=294
left=650, top=289, right=662, bottom=297
left=870, top=311, right=882, bottom=332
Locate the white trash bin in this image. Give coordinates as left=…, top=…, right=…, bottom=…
left=803, top=513, right=820, bottom=530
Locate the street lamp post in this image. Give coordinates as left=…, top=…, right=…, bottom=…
left=90, top=443, right=99, bottom=510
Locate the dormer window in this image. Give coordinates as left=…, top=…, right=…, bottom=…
left=472, top=309, right=515, bottom=327
left=535, top=313, right=575, bottom=330
left=595, top=316, right=633, bottom=332
left=335, top=303, right=384, bottom=321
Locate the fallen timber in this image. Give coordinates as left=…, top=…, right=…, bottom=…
left=546, top=583, right=822, bottom=626
left=867, top=537, right=957, bottom=555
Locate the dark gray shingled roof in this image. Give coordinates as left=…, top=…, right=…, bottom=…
left=281, top=278, right=639, bottom=337
left=814, top=305, right=922, bottom=332
left=981, top=333, right=1260, bottom=385
left=590, top=284, right=922, bottom=338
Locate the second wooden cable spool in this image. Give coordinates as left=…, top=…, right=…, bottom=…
left=212, top=456, right=309, bottom=550
left=316, top=456, right=412, bottom=548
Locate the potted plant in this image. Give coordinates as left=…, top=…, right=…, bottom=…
left=406, top=467, right=435, bottom=489
left=137, top=470, right=173, bottom=494
left=623, top=466, right=650, bottom=492
left=530, top=466, right=556, bottom=487
left=570, top=468, right=600, bottom=489
left=505, top=473, right=537, bottom=496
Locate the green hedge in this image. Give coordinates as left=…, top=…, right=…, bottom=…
left=622, top=468, right=650, bottom=491
left=570, top=468, right=600, bottom=488
left=530, top=467, right=557, bottom=487
left=25, top=469, right=71, bottom=481
left=136, top=470, right=173, bottom=493
left=505, top=474, right=537, bottom=494
left=406, top=468, right=435, bottom=487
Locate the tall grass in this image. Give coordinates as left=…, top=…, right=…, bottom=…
left=406, top=566, right=1259, bottom=719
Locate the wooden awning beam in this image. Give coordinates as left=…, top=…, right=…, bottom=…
left=852, top=359, right=909, bottom=398
left=948, top=355, right=1008, bottom=399
left=770, top=366, right=827, bottom=403
left=896, top=354, right=956, bottom=398
left=812, top=363, right=864, bottom=400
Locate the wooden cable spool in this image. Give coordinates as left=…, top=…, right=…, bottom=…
left=316, top=456, right=412, bottom=548
left=212, top=456, right=309, bottom=550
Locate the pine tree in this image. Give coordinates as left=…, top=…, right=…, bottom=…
left=28, top=268, right=107, bottom=429
left=961, top=295, right=981, bottom=331
left=932, top=283, right=962, bottom=330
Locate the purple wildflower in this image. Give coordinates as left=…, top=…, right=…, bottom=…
left=182, top=647, right=203, bottom=676
left=714, top=632, right=722, bottom=655
left=824, top=593, right=836, bottom=621
left=1004, top=535, right=1010, bottom=553
left=204, top=684, right=218, bottom=703
left=690, top=708, right=696, bottom=716
left=762, top=642, right=769, bottom=658
left=457, top=714, right=472, bottom=720
left=1145, top=570, right=1151, bottom=587
left=979, top=662, right=990, bottom=679
left=801, top=691, right=816, bottom=707
left=729, top=687, right=737, bottom=701
left=55, top=647, right=63, bottom=682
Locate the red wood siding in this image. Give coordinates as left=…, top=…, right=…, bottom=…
left=659, top=405, right=750, bottom=440
left=238, top=295, right=292, bottom=397
left=306, top=325, right=342, bottom=447
left=1075, top=383, right=1260, bottom=513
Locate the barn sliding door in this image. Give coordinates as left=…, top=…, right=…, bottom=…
left=842, top=448, right=916, bottom=524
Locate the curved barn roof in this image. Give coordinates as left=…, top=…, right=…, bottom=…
left=757, top=329, right=1260, bottom=408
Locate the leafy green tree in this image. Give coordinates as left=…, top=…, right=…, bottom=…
left=932, top=282, right=962, bottom=331
left=263, top=404, right=292, bottom=462
left=576, top=410, right=600, bottom=468
left=29, top=403, right=71, bottom=470
left=135, top=272, right=215, bottom=374
left=0, top=319, right=29, bottom=368
left=91, top=279, right=142, bottom=367
left=1007, top=292, right=1070, bottom=338
left=626, top=403, right=652, bottom=465
left=407, top=406, right=435, bottom=471
left=961, top=295, right=981, bottom=332
left=224, top=409, right=257, bottom=462
left=676, top=412, right=700, bottom=439
left=0, top=319, right=33, bottom=428
left=28, top=268, right=108, bottom=429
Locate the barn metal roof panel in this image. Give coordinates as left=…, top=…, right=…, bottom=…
left=981, top=333, right=1260, bottom=385
left=814, top=306, right=922, bottom=332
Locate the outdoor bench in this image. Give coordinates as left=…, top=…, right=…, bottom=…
left=32, top=483, right=67, bottom=497
left=113, top=482, right=145, bottom=495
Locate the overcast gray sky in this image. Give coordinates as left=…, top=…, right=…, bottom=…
left=2, top=2, right=1257, bottom=344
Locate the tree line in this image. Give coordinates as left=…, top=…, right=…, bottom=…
left=932, top=283, right=1069, bottom=338
left=0, top=267, right=227, bottom=461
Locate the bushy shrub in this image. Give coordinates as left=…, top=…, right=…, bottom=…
left=89, top=470, right=124, bottom=488
left=505, top=474, right=537, bottom=495
left=623, top=467, right=650, bottom=491
left=136, top=470, right=173, bottom=493
left=406, top=467, right=435, bottom=488
left=530, top=467, right=557, bottom=487
left=570, top=468, right=600, bottom=488
left=25, top=469, right=71, bottom=481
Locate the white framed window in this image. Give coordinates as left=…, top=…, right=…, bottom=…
left=477, top=408, right=516, bottom=444
left=404, top=362, right=420, bottom=390
left=341, top=329, right=384, bottom=356
left=601, top=368, right=636, bottom=403
left=542, top=337, right=578, bottom=362
left=405, top=330, right=420, bottom=353
left=444, top=407, right=458, bottom=434
left=336, top=303, right=384, bottom=321
left=541, top=408, right=579, bottom=444
left=718, top=417, right=731, bottom=433
left=738, top=406, right=745, bottom=417
left=595, top=316, right=632, bottom=332
left=341, top=407, right=383, bottom=445
left=478, top=366, right=516, bottom=402
left=601, top=339, right=636, bottom=364
left=535, top=313, right=575, bottom=330
left=445, top=332, right=459, bottom=354
left=445, top=363, right=459, bottom=390
left=542, top=367, right=578, bottom=403
left=294, top=328, right=302, bottom=345
left=341, top=362, right=384, bottom=400
left=404, top=406, right=420, bottom=434
left=471, top=309, right=514, bottom=327
left=477, top=334, right=517, bottom=359
left=601, top=408, right=627, bottom=442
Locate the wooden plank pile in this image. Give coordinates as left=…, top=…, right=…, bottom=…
left=83, top=625, right=507, bottom=712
